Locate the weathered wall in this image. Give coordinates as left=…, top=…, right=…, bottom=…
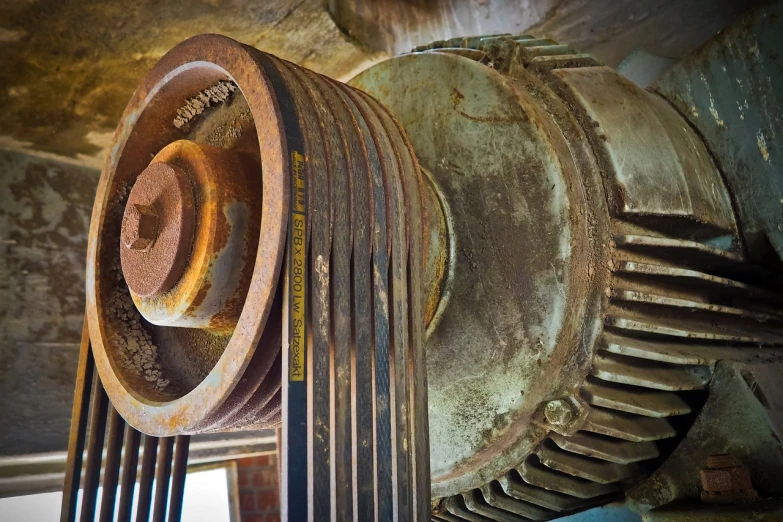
left=0, top=150, right=98, bottom=456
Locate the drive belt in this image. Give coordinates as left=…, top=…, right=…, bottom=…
left=254, top=52, right=430, bottom=522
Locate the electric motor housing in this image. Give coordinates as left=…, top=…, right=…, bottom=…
left=352, top=35, right=783, bottom=519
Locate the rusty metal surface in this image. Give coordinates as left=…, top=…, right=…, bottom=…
left=86, top=35, right=290, bottom=435
left=130, top=140, right=262, bottom=332
left=420, top=170, right=453, bottom=331
left=78, top=17, right=783, bottom=521
left=699, top=453, right=757, bottom=504
left=654, top=1, right=783, bottom=268
left=120, top=162, right=195, bottom=298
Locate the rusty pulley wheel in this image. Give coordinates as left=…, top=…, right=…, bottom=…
left=86, top=34, right=440, bottom=520
left=87, top=36, right=288, bottom=436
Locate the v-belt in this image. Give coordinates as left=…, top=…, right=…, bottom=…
left=256, top=53, right=431, bottom=521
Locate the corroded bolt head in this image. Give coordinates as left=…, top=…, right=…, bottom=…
left=121, top=203, right=159, bottom=251
left=700, top=454, right=753, bottom=493
left=700, top=466, right=753, bottom=493
left=119, top=161, right=196, bottom=298
left=544, top=399, right=574, bottom=426
left=706, top=454, right=741, bottom=469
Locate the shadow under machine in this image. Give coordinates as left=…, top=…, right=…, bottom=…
left=65, top=3, right=783, bottom=520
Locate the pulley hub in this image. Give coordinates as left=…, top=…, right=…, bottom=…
left=120, top=139, right=262, bottom=332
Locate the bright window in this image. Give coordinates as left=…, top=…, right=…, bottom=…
left=0, top=467, right=233, bottom=522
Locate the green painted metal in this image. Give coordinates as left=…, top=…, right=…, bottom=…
left=654, top=1, right=783, bottom=268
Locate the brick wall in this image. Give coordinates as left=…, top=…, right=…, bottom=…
left=236, top=454, right=280, bottom=522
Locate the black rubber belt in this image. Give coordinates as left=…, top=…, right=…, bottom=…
left=256, top=53, right=430, bottom=521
